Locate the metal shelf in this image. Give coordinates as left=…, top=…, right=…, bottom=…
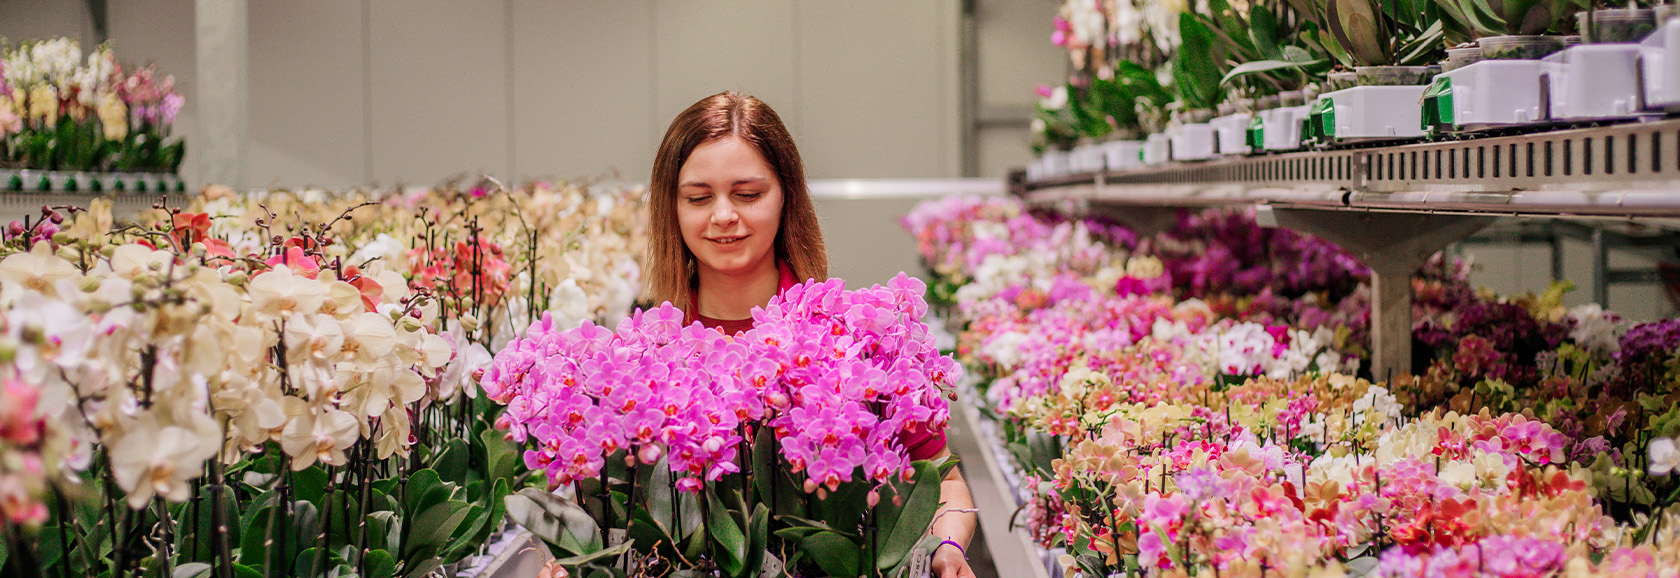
left=1021, top=119, right=1680, bottom=217
left=1015, top=120, right=1680, bottom=380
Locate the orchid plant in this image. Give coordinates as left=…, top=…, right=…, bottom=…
left=484, top=275, right=963, bottom=578
left=0, top=177, right=648, bottom=578
left=1, top=37, right=186, bottom=178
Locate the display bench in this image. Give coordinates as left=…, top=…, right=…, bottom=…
left=0, top=191, right=183, bottom=225
left=1016, top=118, right=1680, bottom=382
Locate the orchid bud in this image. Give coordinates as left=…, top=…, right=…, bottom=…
left=390, top=308, right=405, bottom=321
left=87, top=299, right=111, bottom=315
left=6, top=221, right=23, bottom=236
left=638, top=444, right=663, bottom=465
left=0, top=343, right=14, bottom=363
left=460, top=296, right=475, bottom=310
left=99, top=245, right=116, bottom=258
left=47, top=210, right=64, bottom=224
left=866, top=490, right=880, bottom=508
left=460, top=314, right=480, bottom=332
left=56, top=247, right=79, bottom=261
left=79, top=277, right=101, bottom=293
left=803, top=478, right=818, bottom=493
left=893, top=494, right=904, bottom=507
left=52, top=232, right=76, bottom=245
left=400, top=316, right=423, bottom=332
left=226, top=271, right=247, bottom=286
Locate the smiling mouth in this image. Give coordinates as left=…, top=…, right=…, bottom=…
left=708, top=235, right=746, bottom=246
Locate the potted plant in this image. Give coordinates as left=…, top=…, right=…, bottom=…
left=1422, top=0, right=1581, bottom=131
left=1639, top=4, right=1680, bottom=111
left=1541, top=2, right=1660, bottom=120
left=1277, top=0, right=1446, bottom=143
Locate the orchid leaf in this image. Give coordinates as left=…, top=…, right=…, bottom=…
left=504, top=487, right=601, bottom=554
left=878, top=461, right=943, bottom=570
left=1222, top=60, right=1327, bottom=86
left=1396, top=19, right=1447, bottom=65
left=1329, top=0, right=1389, bottom=66
left=1250, top=4, right=1284, bottom=60
left=1175, top=14, right=1227, bottom=110
left=801, top=531, right=861, bottom=578
left=705, top=491, right=747, bottom=576
left=1208, top=0, right=1255, bottom=53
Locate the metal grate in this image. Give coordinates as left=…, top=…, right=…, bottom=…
left=1025, top=119, right=1680, bottom=197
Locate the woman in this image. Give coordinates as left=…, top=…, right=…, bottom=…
left=645, top=91, right=978, bottom=578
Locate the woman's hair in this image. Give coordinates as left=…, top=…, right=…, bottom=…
left=645, top=91, right=827, bottom=309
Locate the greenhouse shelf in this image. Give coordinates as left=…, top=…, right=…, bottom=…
left=1015, top=118, right=1680, bottom=384
left=1, top=191, right=181, bottom=223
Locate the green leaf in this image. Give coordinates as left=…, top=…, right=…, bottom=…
left=292, top=466, right=329, bottom=508
left=553, top=542, right=632, bottom=567
left=365, top=550, right=397, bottom=578
left=738, top=503, right=769, bottom=578
left=878, top=461, right=943, bottom=570
left=232, top=564, right=263, bottom=578
left=238, top=505, right=274, bottom=567
left=504, top=487, right=602, bottom=553
left=1328, top=0, right=1388, bottom=65
left=293, top=547, right=327, bottom=578
left=705, top=491, right=746, bottom=576
left=440, top=477, right=510, bottom=562
left=1250, top=3, right=1283, bottom=60
left=1174, top=15, right=1227, bottom=110
left=431, top=439, right=471, bottom=487
left=802, top=531, right=861, bottom=578
left=0, top=538, right=8, bottom=574
left=401, top=469, right=451, bottom=519
left=172, top=562, right=212, bottom=578
left=482, top=428, right=518, bottom=484
left=402, top=556, right=444, bottom=578
left=1222, top=60, right=1323, bottom=86
left=403, top=501, right=473, bottom=559
left=367, top=511, right=399, bottom=554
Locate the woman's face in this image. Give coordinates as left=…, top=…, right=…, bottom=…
left=676, top=136, right=784, bottom=279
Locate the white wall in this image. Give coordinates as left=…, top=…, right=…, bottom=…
left=2, top=1, right=965, bottom=189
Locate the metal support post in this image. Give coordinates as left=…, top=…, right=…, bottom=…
left=1271, top=209, right=1494, bottom=380
left=1593, top=227, right=1610, bottom=307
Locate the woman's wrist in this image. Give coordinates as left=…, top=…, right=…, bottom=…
left=934, top=537, right=966, bottom=559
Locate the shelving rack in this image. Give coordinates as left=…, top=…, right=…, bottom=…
left=1015, top=119, right=1680, bottom=380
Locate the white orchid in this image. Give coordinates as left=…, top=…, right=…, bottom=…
left=247, top=265, right=325, bottom=322
left=1651, top=437, right=1678, bottom=477
left=109, top=416, right=219, bottom=509
left=278, top=407, right=360, bottom=471
left=0, top=242, right=81, bottom=305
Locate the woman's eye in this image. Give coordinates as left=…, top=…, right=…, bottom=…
left=686, top=195, right=711, bottom=205
left=736, top=192, right=762, bottom=201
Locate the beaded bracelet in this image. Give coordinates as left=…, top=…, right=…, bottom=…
left=935, top=538, right=967, bottom=559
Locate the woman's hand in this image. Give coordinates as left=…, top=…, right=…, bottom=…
left=930, top=545, right=977, bottom=578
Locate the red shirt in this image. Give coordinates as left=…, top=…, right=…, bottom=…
left=692, top=263, right=949, bottom=461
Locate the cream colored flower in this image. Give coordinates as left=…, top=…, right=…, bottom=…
left=105, top=244, right=173, bottom=279
left=318, top=279, right=362, bottom=319
left=278, top=408, right=359, bottom=471
left=342, top=360, right=425, bottom=418
left=96, top=91, right=127, bottom=141
left=338, top=311, right=396, bottom=365
left=248, top=265, right=325, bottom=322
left=0, top=241, right=81, bottom=305
left=1651, top=437, right=1678, bottom=476
left=374, top=403, right=411, bottom=459
left=109, top=417, right=216, bottom=509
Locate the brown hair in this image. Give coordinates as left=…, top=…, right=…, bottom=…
left=645, top=91, right=827, bottom=311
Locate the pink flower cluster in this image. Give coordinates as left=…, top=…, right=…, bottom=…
left=0, top=378, right=48, bottom=526
left=484, top=274, right=957, bottom=492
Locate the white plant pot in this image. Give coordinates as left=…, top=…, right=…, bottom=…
left=1640, top=18, right=1680, bottom=111
left=1042, top=150, right=1071, bottom=178
left=1168, top=123, right=1219, bottom=161
left=1142, top=133, right=1171, bottom=165
left=1542, top=43, right=1649, bottom=120
left=1102, top=140, right=1145, bottom=171
left=1257, top=105, right=1310, bottom=151
left=46, top=171, right=72, bottom=192
left=1429, top=59, right=1549, bottom=130
left=0, top=169, right=17, bottom=191
left=1068, top=143, right=1107, bottom=174
left=1210, top=113, right=1252, bottom=156
left=1317, top=85, right=1429, bottom=142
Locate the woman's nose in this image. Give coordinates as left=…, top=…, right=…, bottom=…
left=711, top=199, right=738, bottom=226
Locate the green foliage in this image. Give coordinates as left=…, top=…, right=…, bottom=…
left=1174, top=15, right=1228, bottom=111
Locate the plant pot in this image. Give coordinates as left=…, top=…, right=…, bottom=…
left=1247, top=97, right=1311, bottom=152
left=1068, top=143, right=1108, bottom=174
left=1102, top=140, right=1146, bottom=171
left=1640, top=17, right=1680, bottom=111
left=1355, top=66, right=1434, bottom=86
left=1169, top=122, right=1219, bottom=161
left=1580, top=8, right=1658, bottom=44
left=1479, top=35, right=1569, bottom=60
left=1423, top=59, right=1550, bottom=133
left=1143, top=133, right=1171, bottom=165
left=1442, top=46, right=1487, bottom=71
left=1211, top=112, right=1253, bottom=156
left=1324, top=71, right=1359, bottom=92
left=1541, top=42, right=1650, bottom=120
left=47, top=171, right=72, bottom=192
left=1040, top=150, right=1071, bottom=179
left=0, top=169, right=17, bottom=192
left=1313, top=85, right=1430, bottom=143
